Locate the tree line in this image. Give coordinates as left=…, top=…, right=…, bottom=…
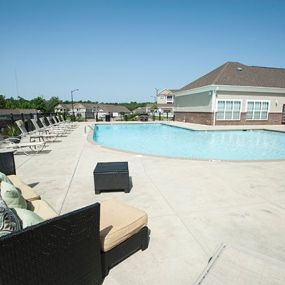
left=0, top=95, right=151, bottom=112
left=0, top=95, right=61, bottom=113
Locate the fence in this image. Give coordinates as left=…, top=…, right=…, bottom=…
left=0, top=112, right=66, bottom=133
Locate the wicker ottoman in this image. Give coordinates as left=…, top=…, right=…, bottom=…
left=0, top=150, right=16, bottom=175
left=94, top=162, right=130, bottom=194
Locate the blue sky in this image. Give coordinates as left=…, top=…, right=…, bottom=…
left=0, top=0, right=285, bottom=102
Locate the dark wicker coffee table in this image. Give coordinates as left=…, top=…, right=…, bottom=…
left=0, top=150, right=16, bottom=175
left=94, top=162, right=130, bottom=194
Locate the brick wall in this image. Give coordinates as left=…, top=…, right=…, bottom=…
left=215, top=113, right=282, bottom=125
left=174, top=112, right=214, bottom=125
left=175, top=112, right=283, bottom=125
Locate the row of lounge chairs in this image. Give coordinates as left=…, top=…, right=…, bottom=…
left=0, top=115, right=76, bottom=155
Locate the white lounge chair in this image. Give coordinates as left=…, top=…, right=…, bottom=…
left=48, top=116, right=74, bottom=130
left=30, top=118, right=66, bottom=137
left=39, top=117, right=71, bottom=133
left=58, top=114, right=77, bottom=128
left=15, top=120, right=59, bottom=142
left=0, top=137, right=47, bottom=155
left=53, top=115, right=77, bottom=128
left=52, top=116, right=75, bottom=130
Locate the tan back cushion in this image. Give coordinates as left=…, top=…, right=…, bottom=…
left=100, top=199, right=148, bottom=252
left=27, top=200, right=58, bottom=220
left=7, top=175, right=41, bottom=201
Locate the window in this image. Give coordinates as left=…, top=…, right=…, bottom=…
left=216, top=100, right=241, bottom=120
left=166, top=95, right=173, bottom=104
left=246, top=101, right=269, bottom=120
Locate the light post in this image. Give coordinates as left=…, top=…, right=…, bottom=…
left=150, top=88, right=159, bottom=102
left=155, top=88, right=159, bottom=97
left=71, top=89, right=79, bottom=121
left=94, top=104, right=99, bottom=122
left=154, top=88, right=159, bottom=120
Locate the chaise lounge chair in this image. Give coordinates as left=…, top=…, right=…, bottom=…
left=49, top=116, right=75, bottom=130
left=30, top=118, right=67, bottom=138
left=0, top=137, right=47, bottom=155
left=15, top=120, right=59, bottom=142
left=56, top=115, right=78, bottom=128
left=52, top=116, right=76, bottom=131
left=39, top=117, right=72, bottom=133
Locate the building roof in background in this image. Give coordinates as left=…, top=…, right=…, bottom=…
left=133, top=107, right=148, bottom=114
left=73, top=103, right=87, bottom=109
left=55, top=103, right=72, bottom=109
left=180, top=62, right=285, bottom=91
left=97, top=104, right=130, bottom=113
left=158, top=89, right=177, bottom=95
left=0, top=109, right=39, bottom=115
left=55, top=103, right=130, bottom=113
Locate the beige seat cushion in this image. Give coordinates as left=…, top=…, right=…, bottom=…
left=7, top=175, right=41, bottom=201
left=100, top=199, right=148, bottom=252
left=27, top=200, right=58, bottom=220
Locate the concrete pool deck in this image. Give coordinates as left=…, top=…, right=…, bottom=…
left=14, top=122, right=285, bottom=284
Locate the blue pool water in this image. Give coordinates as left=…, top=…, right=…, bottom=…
left=93, top=124, right=285, bottom=161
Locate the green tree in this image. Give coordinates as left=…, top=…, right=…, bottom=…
left=0, top=95, right=6, bottom=108
left=5, top=97, right=17, bottom=109
left=30, top=96, right=47, bottom=112
left=150, top=103, right=158, bottom=111
left=46, top=96, right=61, bottom=112
left=17, top=96, right=30, bottom=108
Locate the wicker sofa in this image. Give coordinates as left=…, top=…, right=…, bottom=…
left=0, top=175, right=150, bottom=285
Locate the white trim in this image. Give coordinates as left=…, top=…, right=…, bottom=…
left=174, top=84, right=285, bottom=97
left=245, top=100, right=270, bottom=121
left=216, top=99, right=242, bottom=121
left=174, top=85, right=214, bottom=96
left=217, top=85, right=285, bottom=94
left=212, top=90, right=217, bottom=125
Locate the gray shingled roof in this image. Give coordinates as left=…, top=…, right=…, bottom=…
left=98, top=104, right=130, bottom=113
left=55, top=103, right=72, bottom=109
left=0, top=108, right=38, bottom=115
left=55, top=103, right=130, bottom=113
left=180, top=62, right=285, bottom=91
left=133, top=107, right=148, bottom=114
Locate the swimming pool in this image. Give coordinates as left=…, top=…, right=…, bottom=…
left=93, top=123, right=285, bottom=161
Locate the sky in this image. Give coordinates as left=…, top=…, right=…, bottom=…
left=0, top=0, right=285, bottom=102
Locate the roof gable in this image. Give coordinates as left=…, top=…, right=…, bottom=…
left=158, top=89, right=177, bottom=95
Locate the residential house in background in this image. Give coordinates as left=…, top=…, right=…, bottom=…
left=132, top=107, right=145, bottom=114
left=174, top=62, right=285, bottom=125
left=156, top=89, right=176, bottom=116
left=157, top=89, right=175, bottom=104
left=133, top=105, right=153, bottom=114
left=54, top=103, right=130, bottom=120
left=54, top=103, right=89, bottom=118
left=54, top=103, right=71, bottom=113
left=96, top=104, right=130, bottom=119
